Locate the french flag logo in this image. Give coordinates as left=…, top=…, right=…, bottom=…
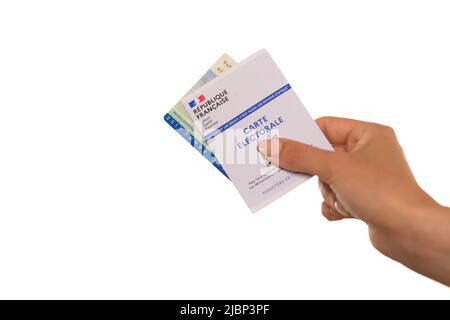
left=188, top=95, right=205, bottom=108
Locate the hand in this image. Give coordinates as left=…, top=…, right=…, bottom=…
left=258, top=117, right=450, bottom=286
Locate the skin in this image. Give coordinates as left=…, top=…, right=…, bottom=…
left=257, top=117, right=450, bottom=286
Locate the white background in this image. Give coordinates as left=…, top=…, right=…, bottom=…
left=1, top=0, right=449, bottom=299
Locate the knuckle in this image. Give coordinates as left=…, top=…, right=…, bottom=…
left=379, top=125, right=399, bottom=142
left=316, top=116, right=331, bottom=122
left=382, top=125, right=396, bottom=135
left=374, top=124, right=396, bottom=136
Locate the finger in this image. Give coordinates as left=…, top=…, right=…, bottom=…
left=333, top=200, right=353, bottom=218
left=318, top=179, right=353, bottom=218
left=316, top=116, right=368, bottom=146
left=257, top=137, right=339, bottom=181
left=321, top=202, right=344, bottom=221
left=318, top=179, right=337, bottom=208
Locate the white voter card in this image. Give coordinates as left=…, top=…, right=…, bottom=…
left=182, top=49, right=332, bottom=212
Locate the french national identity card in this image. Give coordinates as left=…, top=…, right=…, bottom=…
left=164, top=54, right=236, bottom=178
left=180, top=49, right=333, bottom=212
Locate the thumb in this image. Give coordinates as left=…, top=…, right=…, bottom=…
left=257, top=138, right=337, bottom=181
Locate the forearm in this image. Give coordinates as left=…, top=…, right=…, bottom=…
left=407, top=203, right=450, bottom=285
left=380, top=200, right=450, bottom=286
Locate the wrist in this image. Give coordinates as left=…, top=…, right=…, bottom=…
left=400, top=200, right=450, bottom=285
left=369, top=189, right=439, bottom=264
left=380, top=194, right=450, bottom=284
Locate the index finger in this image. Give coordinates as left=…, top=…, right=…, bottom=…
left=315, top=116, right=369, bottom=145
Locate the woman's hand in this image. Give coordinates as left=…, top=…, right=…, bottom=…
left=258, top=116, right=450, bottom=286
